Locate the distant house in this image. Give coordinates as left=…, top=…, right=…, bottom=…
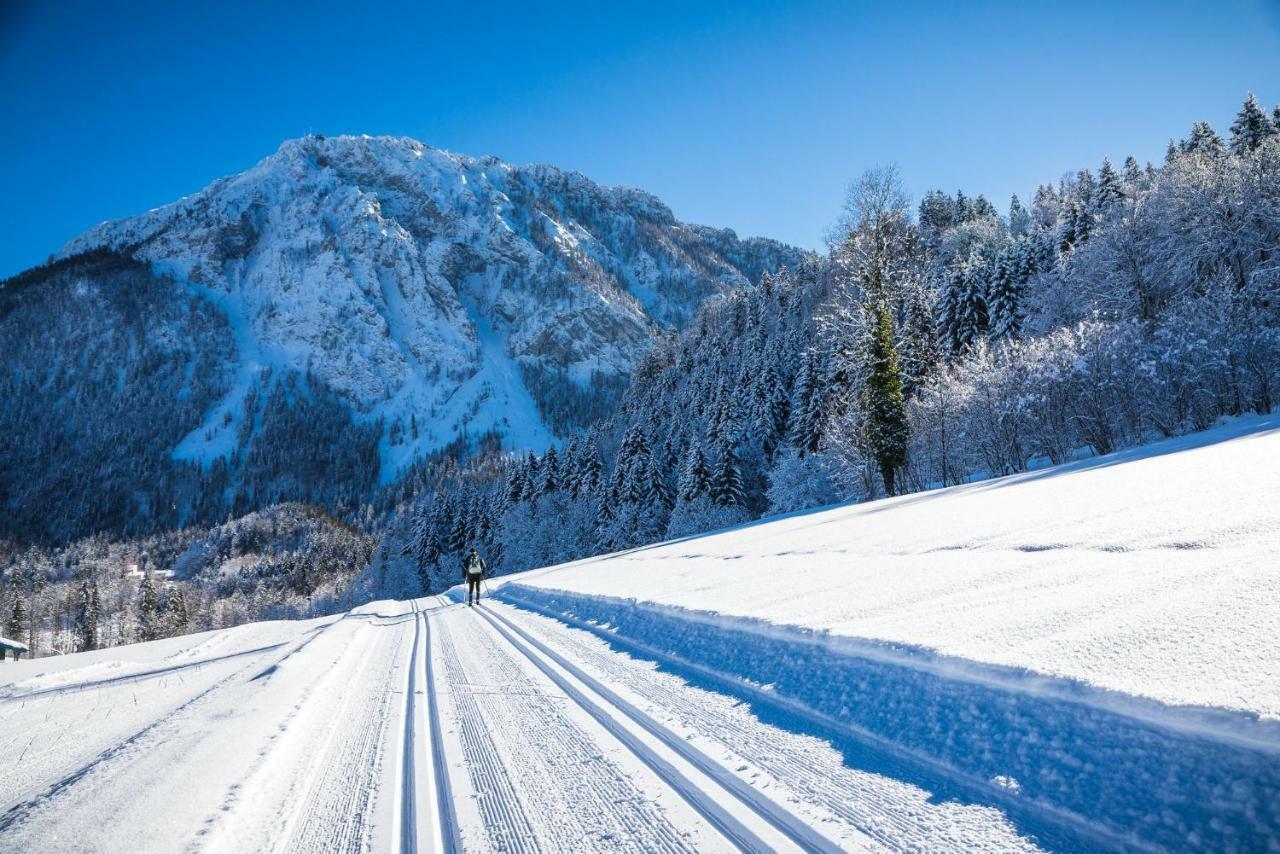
left=0, top=636, right=29, bottom=661
left=124, top=564, right=174, bottom=582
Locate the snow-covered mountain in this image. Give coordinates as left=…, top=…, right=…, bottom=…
left=60, top=134, right=807, bottom=480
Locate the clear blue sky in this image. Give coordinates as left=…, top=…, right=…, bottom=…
left=3, top=0, right=1279, bottom=277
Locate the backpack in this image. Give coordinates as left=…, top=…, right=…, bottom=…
left=464, top=553, right=484, bottom=578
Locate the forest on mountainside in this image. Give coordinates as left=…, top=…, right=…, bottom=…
left=375, top=92, right=1280, bottom=597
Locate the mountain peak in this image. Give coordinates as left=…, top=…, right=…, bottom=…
left=52, top=136, right=807, bottom=486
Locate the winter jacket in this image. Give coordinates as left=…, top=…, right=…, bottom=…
left=463, top=553, right=487, bottom=579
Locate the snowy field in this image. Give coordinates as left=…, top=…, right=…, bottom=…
left=497, top=414, right=1280, bottom=850
left=0, top=416, right=1276, bottom=852
left=506, top=415, right=1280, bottom=718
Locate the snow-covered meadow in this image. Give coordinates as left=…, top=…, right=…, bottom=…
left=495, top=415, right=1280, bottom=850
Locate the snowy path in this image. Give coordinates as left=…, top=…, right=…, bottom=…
left=477, top=600, right=1040, bottom=853
left=0, top=593, right=1047, bottom=851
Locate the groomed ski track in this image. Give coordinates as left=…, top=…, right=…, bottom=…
left=0, top=593, right=1045, bottom=852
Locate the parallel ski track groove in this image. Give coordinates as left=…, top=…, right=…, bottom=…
left=441, top=604, right=697, bottom=852
left=424, top=600, right=464, bottom=854
left=472, top=604, right=782, bottom=853
left=492, top=599, right=1044, bottom=852
left=477, top=603, right=845, bottom=854
left=400, top=599, right=422, bottom=854
left=436, top=611, right=541, bottom=852
left=0, top=641, right=290, bottom=703
left=277, top=618, right=402, bottom=853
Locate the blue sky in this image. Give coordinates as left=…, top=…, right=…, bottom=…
left=2, top=0, right=1279, bottom=277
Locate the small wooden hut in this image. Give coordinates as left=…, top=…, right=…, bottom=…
left=0, top=636, right=29, bottom=661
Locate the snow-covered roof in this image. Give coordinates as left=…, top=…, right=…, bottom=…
left=0, top=636, right=29, bottom=652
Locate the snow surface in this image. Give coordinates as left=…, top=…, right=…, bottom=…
left=505, top=414, right=1280, bottom=719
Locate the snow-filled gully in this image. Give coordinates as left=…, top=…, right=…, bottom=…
left=494, top=585, right=1280, bottom=853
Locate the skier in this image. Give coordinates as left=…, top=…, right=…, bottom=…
left=462, top=547, right=488, bottom=606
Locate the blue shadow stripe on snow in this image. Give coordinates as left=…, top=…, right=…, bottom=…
left=498, top=584, right=1280, bottom=854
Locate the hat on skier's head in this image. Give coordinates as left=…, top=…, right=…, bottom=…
left=470, top=547, right=477, bottom=553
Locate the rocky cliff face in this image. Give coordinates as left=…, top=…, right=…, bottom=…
left=62, top=135, right=807, bottom=480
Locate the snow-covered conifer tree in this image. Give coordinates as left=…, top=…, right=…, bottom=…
left=1123, top=155, right=1142, bottom=185
left=539, top=446, right=559, bottom=496
left=790, top=351, right=829, bottom=455
left=1183, top=121, right=1225, bottom=156
left=138, top=570, right=159, bottom=642
left=710, top=437, right=745, bottom=508
left=77, top=580, right=98, bottom=651
left=676, top=445, right=712, bottom=502
left=1095, top=158, right=1124, bottom=213
left=1229, top=93, right=1276, bottom=154
left=1008, top=194, right=1031, bottom=239
left=988, top=245, right=1023, bottom=341
left=6, top=597, right=25, bottom=643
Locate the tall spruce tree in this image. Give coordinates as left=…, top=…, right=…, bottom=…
left=710, top=437, right=744, bottom=508
left=8, top=597, right=26, bottom=642
left=138, top=570, right=159, bottom=642
left=78, top=580, right=98, bottom=651
left=677, top=445, right=712, bottom=502
left=574, top=439, right=603, bottom=498
left=758, top=365, right=791, bottom=459
left=1095, top=158, right=1124, bottom=213
left=1183, top=121, right=1225, bottom=156
left=1008, top=194, right=1031, bottom=238
left=988, top=245, right=1023, bottom=341
left=790, top=351, right=829, bottom=455
left=169, top=589, right=190, bottom=635
left=956, top=249, right=990, bottom=352
left=864, top=302, right=910, bottom=496
left=539, top=446, right=560, bottom=496
left=1122, top=155, right=1142, bottom=185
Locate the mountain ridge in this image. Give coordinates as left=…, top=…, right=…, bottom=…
left=57, top=133, right=809, bottom=474
left=1, top=134, right=807, bottom=542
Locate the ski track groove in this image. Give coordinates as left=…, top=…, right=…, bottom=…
left=438, top=604, right=698, bottom=853
left=476, top=603, right=850, bottom=854
left=0, top=640, right=290, bottom=703
left=423, top=601, right=464, bottom=854
left=401, top=598, right=423, bottom=854
left=489, top=600, right=1042, bottom=852
left=282, top=611, right=406, bottom=853
left=193, top=605, right=416, bottom=854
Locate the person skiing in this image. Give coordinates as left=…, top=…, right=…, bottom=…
left=462, top=547, right=488, bottom=606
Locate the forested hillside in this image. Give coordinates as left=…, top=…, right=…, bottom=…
left=375, top=92, right=1279, bottom=596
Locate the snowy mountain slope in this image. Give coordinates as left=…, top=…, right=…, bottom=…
left=58, top=135, right=807, bottom=480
